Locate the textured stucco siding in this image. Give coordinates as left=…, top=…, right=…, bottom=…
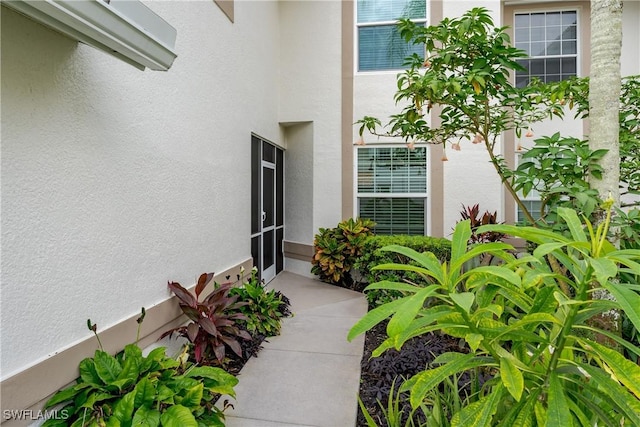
left=0, top=1, right=288, bottom=378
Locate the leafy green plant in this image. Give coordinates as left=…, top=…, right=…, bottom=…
left=358, top=378, right=429, bottom=427
left=349, top=206, right=640, bottom=426
left=229, top=267, right=291, bottom=337
left=161, top=273, right=251, bottom=366
left=509, top=133, right=604, bottom=226
left=353, top=234, right=451, bottom=306
left=311, top=217, right=375, bottom=285
left=43, top=310, right=238, bottom=427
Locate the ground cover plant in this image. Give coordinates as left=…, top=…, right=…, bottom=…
left=43, top=309, right=238, bottom=427
left=350, top=205, right=640, bottom=426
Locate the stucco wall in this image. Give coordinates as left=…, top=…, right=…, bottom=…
left=278, top=0, right=344, bottom=235
left=622, top=1, right=640, bottom=78
left=0, top=1, right=286, bottom=378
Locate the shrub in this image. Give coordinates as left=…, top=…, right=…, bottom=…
left=353, top=234, right=451, bottom=306
left=161, top=273, right=251, bottom=367
left=229, top=267, right=292, bottom=338
left=311, top=217, right=375, bottom=286
left=349, top=206, right=640, bottom=425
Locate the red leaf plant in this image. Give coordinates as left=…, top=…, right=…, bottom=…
left=161, top=273, right=251, bottom=366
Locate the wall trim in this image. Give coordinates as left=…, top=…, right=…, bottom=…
left=283, top=240, right=314, bottom=263
left=214, top=0, right=234, bottom=23
left=0, top=258, right=252, bottom=426
left=342, top=0, right=355, bottom=219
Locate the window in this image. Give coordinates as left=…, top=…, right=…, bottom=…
left=357, top=146, right=427, bottom=234
left=517, top=200, right=542, bottom=223
left=357, top=0, right=427, bottom=71
left=514, top=10, right=578, bottom=87
left=515, top=153, right=542, bottom=224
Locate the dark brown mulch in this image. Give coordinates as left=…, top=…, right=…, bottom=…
left=356, top=320, right=466, bottom=426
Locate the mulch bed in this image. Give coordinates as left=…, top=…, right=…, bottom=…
left=356, top=319, right=466, bottom=426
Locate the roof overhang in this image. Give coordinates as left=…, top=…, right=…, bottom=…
left=2, top=0, right=178, bottom=71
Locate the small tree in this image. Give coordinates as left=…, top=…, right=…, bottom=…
left=356, top=7, right=565, bottom=224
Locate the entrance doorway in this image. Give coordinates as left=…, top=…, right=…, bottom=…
left=251, top=135, right=284, bottom=283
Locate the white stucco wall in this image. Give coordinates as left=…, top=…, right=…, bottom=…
left=0, top=1, right=288, bottom=378
left=622, top=1, right=640, bottom=78
left=278, top=0, right=343, bottom=235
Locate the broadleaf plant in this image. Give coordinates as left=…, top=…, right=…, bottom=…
left=43, top=312, right=238, bottom=427
left=161, top=273, right=251, bottom=366
left=348, top=206, right=640, bottom=425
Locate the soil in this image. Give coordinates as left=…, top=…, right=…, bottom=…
left=355, top=319, right=466, bottom=426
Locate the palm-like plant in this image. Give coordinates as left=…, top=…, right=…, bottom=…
left=349, top=206, right=640, bottom=425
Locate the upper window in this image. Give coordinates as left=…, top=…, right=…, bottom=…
left=357, top=0, right=427, bottom=72
left=357, top=146, right=427, bottom=234
left=514, top=10, right=578, bottom=87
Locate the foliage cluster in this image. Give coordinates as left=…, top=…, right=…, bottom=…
left=229, top=268, right=291, bottom=337
left=43, top=312, right=238, bottom=427
left=349, top=207, right=640, bottom=426
left=353, top=234, right=451, bottom=306
left=458, top=204, right=504, bottom=245
left=311, top=217, right=376, bottom=285
left=163, top=270, right=291, bottom=368
left=161, top=273, right=251, bottom=366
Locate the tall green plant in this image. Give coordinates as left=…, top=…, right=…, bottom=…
left=349, top=207, right=640, bottom=426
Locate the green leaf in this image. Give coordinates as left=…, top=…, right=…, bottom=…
left=465, top=333, right=484, bottom=352
left=348, top=298, right=407, bottom=341
left=132, top=406, right=161, bottom=427
left=387, top=285, right=439, bottom=338
left=402, top=353, right=482, bottom=408
left=546, top=373, right=572, bottom=427
left=576, top=363, right=640, bottom=425
left=500, top=357, right=524, bottom=401
left=533, top=242, right=568, bottom=259
left=94, top=350, right=122, bottom=384
left=451, top=384, right=503, bottom=427
left=112, top=390, right=136, bottom=423
left=589, top=257, right=618, bottom=284
left=159, top=405, right=198, bottom=427
left=451, top=221, right=472, bottom=264
left=364, top=280, right=425, bottom=293
left=557, top=207, right=587, bottom=242
left=580, top=339, right=640, bottom=399
left=79, top=358, right=102, bottom=385
left=449, top=292, right=474, bottom=314
left=134, top=377, right=156, bottom=409
left=179, top=383, right=203, bottom=409
left=603, top=281, right=640, bottom=334
left=44, top=386, right=80, bottom=408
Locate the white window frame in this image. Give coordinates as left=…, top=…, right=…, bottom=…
left=354, top=144, right=428, bottom=235
left=355, top=0, right=428, bottom=74
left=513, top=8, right=580, bottom=87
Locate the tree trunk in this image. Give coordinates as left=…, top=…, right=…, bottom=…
left=588, top=0, right=623, bottom=346
left=589, top=0, right=622, bottom=206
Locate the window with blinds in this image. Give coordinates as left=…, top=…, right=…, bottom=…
left=357, top=146, right=427, bottom=235
left=514, top=10, right=578, bottom=87
left=357, top=0, right=427, bottom=72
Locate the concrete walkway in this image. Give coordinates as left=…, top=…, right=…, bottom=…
left=222, top=271, right=368, bottom=427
